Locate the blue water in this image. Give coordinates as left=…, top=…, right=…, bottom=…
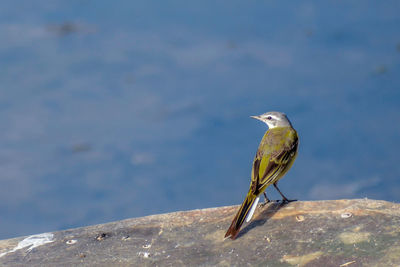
left=0, top=1, right=399, bottom=239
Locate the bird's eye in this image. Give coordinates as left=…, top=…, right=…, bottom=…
left=267, top=116, right=272, bottom=120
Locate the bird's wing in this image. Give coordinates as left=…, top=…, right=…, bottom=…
left=250, top=131, right=298, bottom=195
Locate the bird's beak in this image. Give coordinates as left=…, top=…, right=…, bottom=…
left=250, top=115, right=263, bottom=121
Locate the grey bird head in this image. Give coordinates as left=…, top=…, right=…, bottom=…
left=250, top=111, right=292, bottom=128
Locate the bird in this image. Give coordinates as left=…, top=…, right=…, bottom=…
left=225, top=111, right=299, bottom=239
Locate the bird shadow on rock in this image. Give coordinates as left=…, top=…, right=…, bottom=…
left=235, top=201, right=289, bottom=239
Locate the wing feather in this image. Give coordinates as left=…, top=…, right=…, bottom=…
left=250, top=128, right=298, bottom=195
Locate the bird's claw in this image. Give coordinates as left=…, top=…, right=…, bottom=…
left=281, top=198, right=297, bottom=204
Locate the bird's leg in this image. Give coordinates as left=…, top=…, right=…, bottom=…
left=263, top=192, right=270, bottom=203
left=273, top=183, right=297, bottom=203
left=260, top=192, right=271, bottom=207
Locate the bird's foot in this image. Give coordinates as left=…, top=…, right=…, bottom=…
left=261, top=199, right=282, bottom=207
left=281, top=198, right=297, bottom=204
left=260, top=192, right=271, bottom=207
left=260, top=199, right=270, bottom=207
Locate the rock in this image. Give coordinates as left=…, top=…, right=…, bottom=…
left=0, top=199, right=399, bottom=266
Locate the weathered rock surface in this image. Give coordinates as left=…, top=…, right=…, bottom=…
left=0, top=199, right=399, bottom=266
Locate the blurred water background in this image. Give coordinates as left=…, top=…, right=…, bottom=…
left=0, top=1, right=399, bottom=239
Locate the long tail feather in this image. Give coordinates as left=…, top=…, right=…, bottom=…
left=225, top=191, right=258, bottom=239
left=246, top=196, right=260, bottom=222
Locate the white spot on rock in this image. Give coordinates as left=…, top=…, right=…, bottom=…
left=138, top=251, right=151, bottom=258
left=0, top=233, right=54, bottom=258
left=341, top=212, right=352, bottom=218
